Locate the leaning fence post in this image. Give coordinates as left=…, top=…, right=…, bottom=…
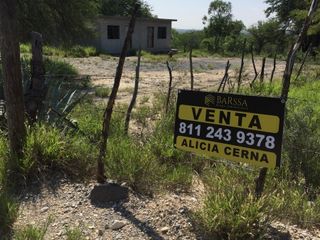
left=237, top=39, right=246, bottom=93
left=165, top=61, right=173, bottom=114
left=218, top=60, right=230, bottom=92
left=260, top=57, right=266, bottom=83
left=294, top=43, right=312, bottom=82
left=270, top=52, right=277, bottom=83
left=124, top=48, right=141, bottom=135
left=189, top=48, right=194, bottom=90
left=26, top=31, right=45, bottom=123
left=97, top=4, right=139, bottom=183
left=250, top=45, right=258, bottom=87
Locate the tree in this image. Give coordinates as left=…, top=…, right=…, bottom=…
left=172, top=30, right=204, bottom=52
left=203, top=0, right=244, bottom=52
left=17, top=0, right=100, bottom=44
left=265, top=0, right=320, bottom=51
left=247, top=19, right=286, bottom=54
left=265, top=0, right=308, bottom=30
left=0, top=0, right=26, bottom=158
left=100, top=0, right=153, bottom=17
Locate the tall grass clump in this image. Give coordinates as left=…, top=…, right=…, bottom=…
left=264, top=170, right=320, bottom=228
left=43, top=45, right=98, bottom=58
left=0, top=193, right=18, bottom=237
left=67, top=45, right=97, bottom=58
left=95, top=86, right=110, bottom=98
left=21, top=124, right=96, bottom=179
left=105, top=135, right=163, bottom=192
left=44, top=58, right=78, bottom=76
left=194, top=166, right=274, bottom=239
left=70, top=102, right=104, bottom=141
left=140, top=50, right=172, bottom=62
left=284, top=79, right=320, bottom=189
left=65, top=227, right=85, bottom=240
left=14, top=217, right=52, bottom=240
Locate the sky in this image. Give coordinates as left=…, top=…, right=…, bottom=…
left=145, top=0, right=269, bottom=30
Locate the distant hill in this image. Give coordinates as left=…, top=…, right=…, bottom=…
left=174, top=28, right=202, bottom=33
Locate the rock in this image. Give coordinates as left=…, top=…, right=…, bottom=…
left=88, top=225, right=95, bottom=229
left=160, top=226, right=170, bottom=234
left=98, top=229, right=104, bottom=236
left=89, top=183, right=129, bottom=204
left=40, top=206, right=49, bottom=213
left=109, top=220, right=127, bottom=230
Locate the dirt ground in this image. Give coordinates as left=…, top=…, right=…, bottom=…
left=64, top=56, right=286, bottom=106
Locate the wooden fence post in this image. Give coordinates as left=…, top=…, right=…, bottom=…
left=165, top=61, right=173, bottom=114
left=218, top=60, right=230, bottom=92
left=270, top=53, right=277, bottom=83
left=250, top=45, right=258, bottom=87
left=26, top=31, right=45, bottom=123
left=260, top=57, right=266, bottom=83
left=294, top=43, right=312, bottom=82
left=97, top=4, right=139, bottom=183
left=237, top=39, right=246, bottom=92
left=124, top=48, right=141, bottom=135
left=189, top=48, right=194, bottom=90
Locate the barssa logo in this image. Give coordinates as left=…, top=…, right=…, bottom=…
left=205, top=94, right=248, bottom=110
left=205, top=94, right=215, bottom=106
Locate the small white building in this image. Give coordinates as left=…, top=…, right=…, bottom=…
left=95, top=16, right=177, bottom=54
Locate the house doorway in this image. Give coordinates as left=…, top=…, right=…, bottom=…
left=147, top=27, right=154, bottom=48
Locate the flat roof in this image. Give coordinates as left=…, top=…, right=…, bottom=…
left=98, top=16, right=177, bottom=22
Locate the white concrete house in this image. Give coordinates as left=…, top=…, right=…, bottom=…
left=95, top=16, right=177, bottom=54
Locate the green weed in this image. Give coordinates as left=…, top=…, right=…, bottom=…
left=14, top=217, right=52, bottom=240
left=0, top=193, right=18, bottom=237
left=140, top=51, right=171, bottom=62
left=105, top=135, right=163, bottom=192
left=68, top=45, right=97, bottom=58
left=20, top=43, right=31, bottom=54
left=95, top=86, right=110, bottom=98
left=194, top=166, right=274, bottom=239
left=162, top=164, right=193, bottom=191
left=44, top=58, right=78, bottom=76
left=43, top=45, right=98, bottom=58
left=65, top=227, right=85, bottom=240
left=20, top=124, right=96, bottom=179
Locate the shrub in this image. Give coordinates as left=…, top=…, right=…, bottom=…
left=20, top=43, right=31, bottom=54
left=95, top=87, right=110, bottom=98
left=44, top=58, right=78, bottom=76
left=68, top=45, right=97, bottom=58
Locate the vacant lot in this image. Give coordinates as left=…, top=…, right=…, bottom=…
left=65, top=56, right=286, bottom=104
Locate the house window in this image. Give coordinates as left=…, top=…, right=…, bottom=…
left=158, top=27, right=167, bottom=39
left=108, top=25, right=120, bottom=39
